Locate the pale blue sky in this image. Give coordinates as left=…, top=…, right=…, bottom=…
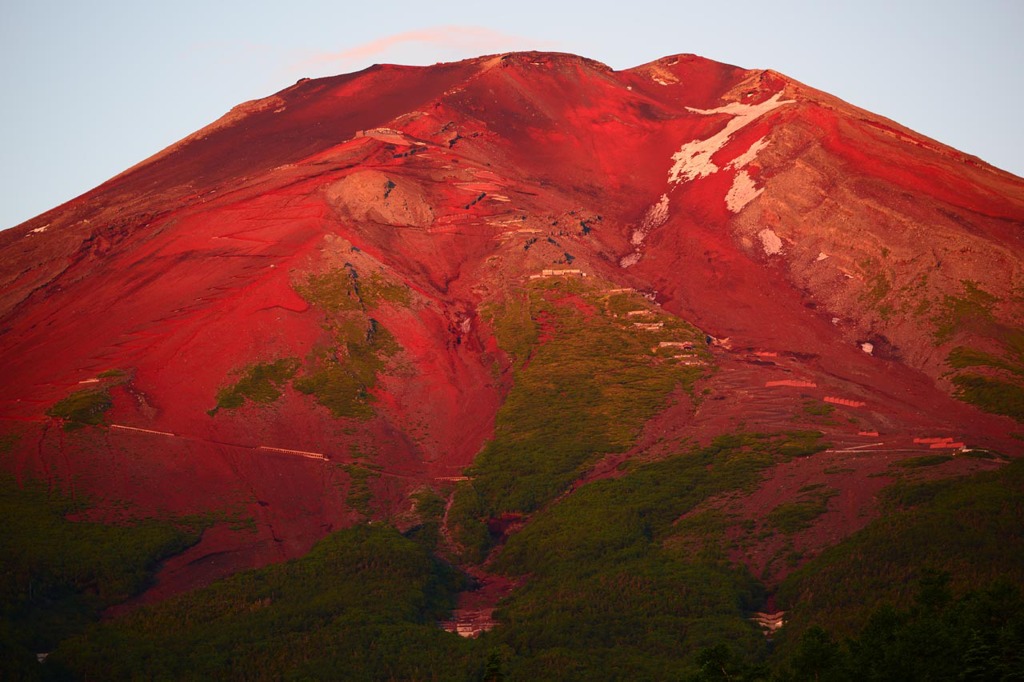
left=1, top=0, right=1021, bottom=230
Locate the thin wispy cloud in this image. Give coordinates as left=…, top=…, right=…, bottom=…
left=294, top=25, right=554, bottom=73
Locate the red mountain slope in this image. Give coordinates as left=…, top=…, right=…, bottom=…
left=1, top=52, right=1022, bottom=600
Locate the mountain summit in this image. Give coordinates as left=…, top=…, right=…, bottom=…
left=2, top=52, right=1023, bottom=678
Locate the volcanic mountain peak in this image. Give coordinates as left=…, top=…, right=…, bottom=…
left=1, top=52, right=1023, bottom=662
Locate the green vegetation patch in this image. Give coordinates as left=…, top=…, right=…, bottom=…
left=0, top=475, right=205, bottom=675
left=294, top=267, right=410, bottom=312
left=777, top=459, right=1024, bottom=646
left=47, top=388, right=113, bottom=430
left=46, top=368, right=132, bottom=429
left=295, top=360, right=376, bottom=419
left=767, top=486, right=838, bottom=534
left=291, top=265, right=405, bottom=421
left=51, top=525, right=477, bottom=681
left=943, top=303, right=1024, bottom=418
left=932, top=280, right=1000, bottom=344
left=495, top=558, right=764, bottom=680
left=207, top=293, right=402, bottom=421
left=209, top=358, right=300, bottom=415
left=802, top=400, right=835, bottom=418
left=947, top=346, right=1024, bottom=375
left=860, top=273, right=892, bottom=308
left=361, top=271, right=412, bottom=306
left=877, top=478, right=953, bottom=511
left=952, top=373, right=1024, bottom=421
left=341, top=463, right=381, bottom=517
left=778, top=577, right=1024, bottom=681
left=294, top=319, right=398, bottom=419
left=484, top=295, right=538, bottom=369
left=451, top=280, right=711, bottom=558
left=892, top=454, right=954, bottom=469
left=895, top=272, right=932, bottom=317
left=294, top=267, right=363, bottom=311
left=405, top=488, right=446, bottom=551
left=605, top=290, right=646, bottom=316
left=778, top=429, right=831, bottom=458
left=0, top=432, right=21, bottom=455
left=666, top=509, right=736, bottom=560
left=483, top=433, right=828, bottom=678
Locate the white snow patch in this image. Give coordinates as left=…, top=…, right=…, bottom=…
left=816, top=252, right=829, bottom=261
left=30, top=224, right=50, bottom=234
left=725, top=170, right=763, bottom=213
left=653, top=76, right=670, bottom=86
left=625, top=193, right=670, bottom=266
left=668, top=134, right=725, bottom=184
left=668, top=92, right=793, bottom=185
left=757, top=228, right=783, bottom=256
left=643, top=194, right=670, bottom=230
left=861, top=342, right=875, bottom=355
left=631, top=194, right=670, bottom=246
left=620, top=252, right=642, bottom=268
left=725, top=136, right=769, bottom=170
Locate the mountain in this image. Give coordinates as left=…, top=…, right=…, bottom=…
left=1, top=52, right=1023, bottom=679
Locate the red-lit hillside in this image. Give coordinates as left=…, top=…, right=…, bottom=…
left=1, top=52, right=1022, bottom=604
